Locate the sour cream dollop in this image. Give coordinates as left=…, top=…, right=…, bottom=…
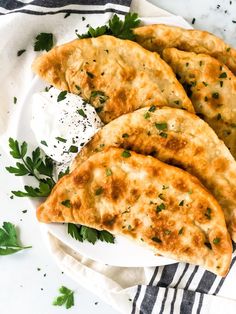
left=31, top=87, right=103, bottom=164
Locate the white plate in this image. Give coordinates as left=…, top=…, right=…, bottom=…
left=16, top=16, right=192, bottom=267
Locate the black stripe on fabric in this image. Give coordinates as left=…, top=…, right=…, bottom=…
left=170, top=264, right=189, bottom=314
left=178, top=266, right=199, bottom=314
left=180, top=290, right=196, bottom=314
left=213, top=256, right=236, bottom=295
left=139, top=286, right=160, bottom=314
left=0, top=0, right=132, bottom=10
left=0, top=8, right=128, bottom=15
left=158, top=288, right=169, bottom=314
left=140, top=264, right=178, bottom=314
left=131, top=285, right=141, bottom=314
left=196, top=271, right=216, bottom=294
left=173, top=264, right=189, bottom=288
left=149, top=266, right=159, bottom=285
left=184, top=265, right=199, bottom=290
left=196, top=293, right=204, bottom=314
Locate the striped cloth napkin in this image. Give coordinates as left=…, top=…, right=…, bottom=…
left=1, top=1, right=236, bottom=313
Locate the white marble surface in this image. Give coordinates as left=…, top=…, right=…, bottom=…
left=150, top=0, right=236, bottom=47
left=1, top=1, right=236, bottom=314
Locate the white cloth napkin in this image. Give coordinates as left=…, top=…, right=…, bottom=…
left=1, top=1, right=236, bottom=313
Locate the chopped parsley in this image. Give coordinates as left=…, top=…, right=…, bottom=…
left=155, top=122, right=167, bottom=130
left=144, top=112, right=150, bottom=119
left=202, top=81, right=208, bottom=86
left=57, top=91, right=67, bottom=102
left=105, top=168, right=112, bottom=176
left=149, top=105, right=156, bottom=112
left=219, top=72, right=227, bottom=78
left=212, top=92, right=219, bottom=99
left=69, top=145, right=78, bottom=153
left=34, top=32, right=53, bottom=52
left=122, top=150, right=131, bottom=158
left=95, top=187, right=103, bottom=195
left=179, top=200, right=184, bottom=206
left=40, top=140, right=48, bottom=147
left=17, top=49, right=26, bottom=57
left=213, top=237, right=221, bottom=244
left=156, top=203, right=165, bottom=212
left=86, top=71, right=94, bottom=78
left=90, top=90, right=108, bottom=103
left=178, top=227, right=184, bottom=235
left=164, top=229, right=171, bottom=235
left=216, top=113, right=222, bottom=120
left=61, top=200, right=71, bottom=208
left=160, top=132, right=168, bottom=138
left=77, top=109, right=87, bottom=118
left=152, top=237, right=162, bottom=243
left=122, top=133, right=129, bottom=138
left=205, top=207, right=211, bottom=219
left=56, top=137, right=67, bottom=143
left=13, top=96, right=17, bottom=104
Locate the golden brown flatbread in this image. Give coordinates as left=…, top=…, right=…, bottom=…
left=37, top=148, right=232, bottom=276
left=72, top=107, right=236, bottom=241
left=162, top=48, right=236, bottom=159
left=134, top=24, right=236, bottom=75
left=32, top=35, right=194, bottom=123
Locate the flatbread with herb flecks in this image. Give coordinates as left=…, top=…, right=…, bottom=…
left=72, top=107, right=236, bottom=241
left=37, top=148, right=232, bottom=276
left=32, top=35, right=194, bottom=123
left=162, top=48, right=236, bottom=159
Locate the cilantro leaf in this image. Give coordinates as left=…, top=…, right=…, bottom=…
left=34, top=33, right=54, bottom=52
left=0, top=222, right=31, bottom=255
left=77, top=13, right=140, bottom=40
left=53, top=286, right=74, bottom=309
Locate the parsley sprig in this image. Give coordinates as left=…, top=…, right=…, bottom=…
left=78, top=13, right=140, bottom=40
left=68, top=224, right=115, bottom=244
left=6, top=138, right=115, bottom=245
left=0, top=222, right=31, bottom=255
left=6, top=138, right=67, bottom=197
left=53, top=286, right=75, bottom=309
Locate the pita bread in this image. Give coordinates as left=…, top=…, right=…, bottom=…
left=134, top=24, right=236, bottom=75
left=37, top=148, right=232, bottom=276
left=32, top=35, right=194, bottom=123
left=72, top=107, right=236, bottom=241
left=162, top=48, right=236, bottom=159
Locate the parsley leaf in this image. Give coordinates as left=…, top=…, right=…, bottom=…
left=57, top=91, right=67, bottom=102
left=80, top=226, right=98, bottom=244
left=77, top=13, right=140, bottom=40
left=99, top=230, right=115, bottom=243
left=109, top=13, right=140, bottom=40
left=6, top=138, right=56, bottom=197
left=67, top=223, right=83, bottom=242
left=0, top=222, right=31, bottom=255
left=53, top=286, right=75, bottom=309
left=6, top=138, right=115, bottom=245
left=34, top=33, right=54, bottom=52
left=68, top=224, right=115, bottom=244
